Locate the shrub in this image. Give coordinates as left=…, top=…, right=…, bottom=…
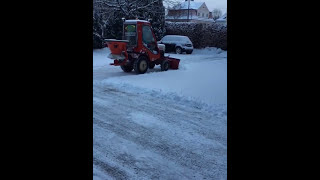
left=165, top=22, right=227, bottom=50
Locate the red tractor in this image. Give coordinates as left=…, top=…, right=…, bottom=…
left=105, top=19, right=180, bottom=74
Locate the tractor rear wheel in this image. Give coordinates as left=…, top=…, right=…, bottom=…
left=120, top=65, right=133, bottom=72
left=161, top=60, right=169, bottom=71
left=134, top=56, right=149, bottom=74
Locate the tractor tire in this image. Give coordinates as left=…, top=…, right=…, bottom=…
left=161, top=60, right=169, bottom=71
left=134, top=56, right=149, bottom=74
left=175, top=47, right=182, bottom=54
left=120, top=65, right=133, bottom=72
left=149, top=62, right=155, bottom=69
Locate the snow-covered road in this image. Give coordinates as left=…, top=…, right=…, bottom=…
left=93, top=48, right=227, bottom=180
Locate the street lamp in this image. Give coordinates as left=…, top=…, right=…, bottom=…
left=187, top=0, right=190, bottom=22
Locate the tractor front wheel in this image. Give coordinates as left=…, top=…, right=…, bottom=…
left=161, top=60, right=169, bottom=71
left=134, top=56, right=149, bottom=74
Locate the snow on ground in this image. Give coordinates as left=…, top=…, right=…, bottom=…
left=93, top=47, right=227, bottom=180
left=94, top=47, right=227, bottom=105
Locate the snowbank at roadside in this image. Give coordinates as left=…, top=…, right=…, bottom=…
left=193, top=47, right=227, bottom=56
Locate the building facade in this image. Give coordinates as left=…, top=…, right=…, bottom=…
left=166, top=0, right=214, bottom=23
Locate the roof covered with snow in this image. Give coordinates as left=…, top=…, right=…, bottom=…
left=163, top=35, right=189, bottom=39
left=124, top=20, right=150, bottom=23
left=166, top=15, right=215, bottom=22
left=172, top=1, right=204, bottom=10
left=216, top=13, right=227, bottom=22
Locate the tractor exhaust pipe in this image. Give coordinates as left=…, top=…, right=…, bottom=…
left=122, top=17, right=125, bottom=40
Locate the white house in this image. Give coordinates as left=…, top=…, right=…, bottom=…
left=166, top=0, right=215, bottom=23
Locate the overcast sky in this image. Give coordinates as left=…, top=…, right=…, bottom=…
left=165, top=0, right=227, bottom=14
left=202, top=0, right=227, bottom=13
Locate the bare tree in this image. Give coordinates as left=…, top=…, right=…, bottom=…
left=165, top=0, right=185, bottom=21
left=163, top=0, right=181, bottom=8
left=93, top=0, right=166, bottom=47
left=95, top=0, right=162, bottom=19
left=212, top=8, right=222, bottom=20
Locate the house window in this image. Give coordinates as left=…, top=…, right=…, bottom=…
left=198, top=13, right=200, bottom=16
left=202, top=13, right=204, bottom=17
left=206, top=14, right=208, bottom=17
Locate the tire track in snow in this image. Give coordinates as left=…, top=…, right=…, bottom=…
left=93, top=83, right=227, bottom=180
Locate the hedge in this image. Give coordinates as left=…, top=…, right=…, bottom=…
left=164, top=22, right=227, bottom=50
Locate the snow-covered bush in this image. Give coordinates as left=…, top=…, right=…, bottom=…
left=93, top=12, right=104, bottom=49
left=165, top=22, right=227, bottom=50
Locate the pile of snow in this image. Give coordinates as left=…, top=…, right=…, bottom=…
left=193, top=47, right=226, bottom=56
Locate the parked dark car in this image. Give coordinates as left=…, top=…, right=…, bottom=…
left=158, top=35, right=193, bottom=54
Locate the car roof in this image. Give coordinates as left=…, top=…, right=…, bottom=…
left=164, top=35, right=188, bottom=38
left=124, top=20, right=150, bottom=24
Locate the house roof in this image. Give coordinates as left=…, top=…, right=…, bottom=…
left=124, top=20, right=150, bottom=23
left=166, top=15, right=215, bottom=22
left=172, top=1, right=204, bottom=10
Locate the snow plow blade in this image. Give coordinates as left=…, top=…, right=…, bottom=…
left=165, top=57, right=180, bottom=69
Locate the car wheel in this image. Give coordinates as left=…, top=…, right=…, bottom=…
left=175, top=47, right=182, bottom=54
